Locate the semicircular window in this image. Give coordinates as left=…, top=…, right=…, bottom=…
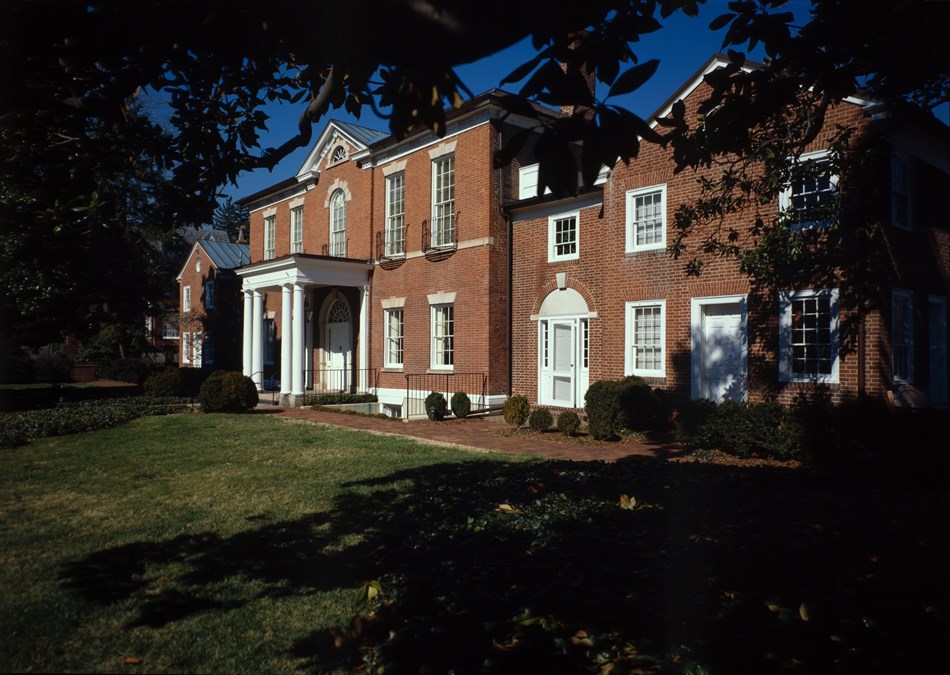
left=327, top=298, right=351, bottom=324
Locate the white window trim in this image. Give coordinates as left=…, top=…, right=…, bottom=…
left=384, top=308, right=404, bottom=369
left=162, top=318, right=180, bottom=340
left=290, top=206, right=304, bottom=253
left=431, top=154, right=455, bottom=248
left=330, top=189, right=347, bottom=257
left=625, top=300, right=666, bottom=377
left=263, top=215, right=276, bottom=260
left=430, top=303, right=455, bottom=370
left=385, top=172, right=406, bottom=257
left=890, top=154, right=912, bottom=231
left=182, top=332, right=192, bottom=364
left=778, top=150, right=839, bottom=230
left=182, top=285, right=191, bottom=313
left=626, top=184, right=667, bottom=253
left=779, top=288, right=840, bottom=383
left=892, top=288, right=914, bottom=384
left=547, top=210, right=580, bottom=262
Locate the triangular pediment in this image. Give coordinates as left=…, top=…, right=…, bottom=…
left=295, top=120, right=389, bottom=182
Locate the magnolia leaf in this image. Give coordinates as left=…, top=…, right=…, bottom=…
left=497, top=503, right=518, bottom=513
left=619, top=494, right=637, bottom=510
left=607, top=60, right=659, bottom=98
left=799, top=602, right=810, bottom=622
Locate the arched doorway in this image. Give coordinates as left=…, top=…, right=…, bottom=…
left=537, top=288, right=590, bottom=408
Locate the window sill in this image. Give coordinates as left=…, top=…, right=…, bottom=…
left=381, top=367, right=404, bottom=373
left=427, top=368, right=454, bottom=374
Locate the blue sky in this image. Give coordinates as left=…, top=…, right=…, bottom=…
left=223, top=1, right=749, bottom=202
left=226, top=0, right=949, bottom=203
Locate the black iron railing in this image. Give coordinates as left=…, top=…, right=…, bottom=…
left=421, top=211, right=459, bottom=253
left=376, top=228, right=407, bottom=261
left=321, top=237, right=349, bottom=257
left=304, top=368, right=378, bottom=395
left=404, top=372, right=487, bottom=418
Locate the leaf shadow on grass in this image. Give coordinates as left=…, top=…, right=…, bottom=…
left=59, top=456, right=949, bottom=672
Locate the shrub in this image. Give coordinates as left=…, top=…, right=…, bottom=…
left=305, top=393, right=378, bottom=406
left=584, top=379, right=623, bottom=440
left=617, top=376, right=668, bottom=431
left=674, top=398, right=717, bottom=441
left=424, top=391, right=447, bottom=420
left=143, top=368, right=183, bottom=397
left=503, top=395, right=530, bottom=428
left=556, top=410, right=581, bottom=436
left=33, top=347, right=73, bottom=383
left=97, top=358, right=152, bottom=385
left=528, top=407, right=553, bottom=431
left=689, top=399, right=802, bottom=459
left=451, top=391, right=471, bottom=418
left=199, top=371, right=258, bottom=413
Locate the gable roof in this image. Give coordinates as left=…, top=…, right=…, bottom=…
left=176, top=240, right=250, bottom=281
left=295, top=119, right=390, bottom=182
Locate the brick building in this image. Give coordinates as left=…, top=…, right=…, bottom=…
left=510, top=55, right=949, bottom=409
left=237, top=55, right=948, bottom=414
left=177, top=239, right=250, bottom=370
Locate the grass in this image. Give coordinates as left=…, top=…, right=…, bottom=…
left=1, top=411, right=948, bottom=673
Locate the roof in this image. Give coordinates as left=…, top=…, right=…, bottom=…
left=200, top=240, right=250, bottom=270
left=332, top=119, right=390, bottom=146
left=178, top=227, right=231, bottom=246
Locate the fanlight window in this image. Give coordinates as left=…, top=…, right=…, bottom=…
left=327, top=298, right=351, bottom=323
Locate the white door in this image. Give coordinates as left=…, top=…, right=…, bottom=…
left=929, top=297, right=948, bottom=406
left=326, top=322, right=350, bottom=391
left=701, top=303, right=745, bottom=402
left=550, top=321, right=576, bottom=407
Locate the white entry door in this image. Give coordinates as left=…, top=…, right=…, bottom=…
left=550, top=321, right=576, bottom=406
left=326, top=322, right=351, bottom=391
left=700, top=302, right=746, bottom=402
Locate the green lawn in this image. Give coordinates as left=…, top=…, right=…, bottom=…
left=1, top=413, right=947, bottom=673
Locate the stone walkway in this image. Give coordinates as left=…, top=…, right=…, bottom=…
left=263, top=405, right=686, bottom=463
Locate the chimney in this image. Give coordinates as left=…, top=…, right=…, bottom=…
left=236, top=225, right=248, bottom=244
left=560, top=30, right=596, bottom=121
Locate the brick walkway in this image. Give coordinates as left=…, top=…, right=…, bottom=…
left=264, top=405, right=686, bottom=462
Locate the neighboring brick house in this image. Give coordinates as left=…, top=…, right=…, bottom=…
left=509, top=55, right=950, bottom=410
left=177, top=239, right=250, bottom=370
left=236, top=98, right=553, bottom=411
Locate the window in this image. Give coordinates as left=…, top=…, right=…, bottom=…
left=432, top=155, right=455, bottom=247
left=780, top=151, right=839, bottom=228
left=625, top=301, right=666, bottom=377
left=264, top=215, right=276, bottom=260
left=182, top=285, right=191, bottom=312
left=779, top=288, right=839, bottom=382
left=182, top=332, right=192, bottom=364
left=892, top=289, right=914, bottom=383
left=192, top=332, right=203, bottom=368
left=626, top=185, right=666, bottom=253
left=431, top=303, right=454, bottom=369
left=291, top=206, right=304, bottom=253
left=385, top=172, right=405, bottom=256
left=205, top=281, right=215, bottom=310
left=329, top=190, right=346, bottom=257
left=548, top=211, right=579, bottom=262
left=162, top=317, right=179, bottom=340
left=891, top=156, right=910, bottom=230
left=384, top=308, right=404, bottom=368
left=331, top=145, right=347, bottom=163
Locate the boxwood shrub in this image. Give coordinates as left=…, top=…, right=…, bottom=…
left=503, top=395, right=530, bottom=428
left=425, top=391, right=448, bottom=420
left=556, top=410, right=581, bottom=436
left=451, top=391, right=471, bottom=418
left=199, top=371, right=259, bottom=413
left=685, top=399, right=803, bottom=459
left=305, top=393, right=379, bottom=406
left=143, top=367, right=183, bottom=397
left=528, top=407, right=553, bottom=432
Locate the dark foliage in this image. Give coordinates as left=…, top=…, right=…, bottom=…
left=556, top=410, right=581, bottom=436
left=198, top=371, right=258, bottom=413
left=143, top=368, right=184, bottom=398
left=305, top=393, right=379, bottom=407
left=528, top=407, right=554, bottom=432
left=450, top=391, right=471, bottom=419
left=424, top=392, right=448, bottom=421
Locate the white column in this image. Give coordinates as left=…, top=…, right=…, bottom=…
left=292, top=284, right=305, bottom=397
left=252, top=290, right=264, bottom=390
left=242, top=290, right=253, bottom=377
left=280, top=285, right=293, bottom=398
left=359, top=284, right=369, bottom=393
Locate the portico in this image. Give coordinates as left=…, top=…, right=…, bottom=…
left=238, top=254, right=373, bottom=406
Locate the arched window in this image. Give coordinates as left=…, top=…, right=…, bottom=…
left=327, top=298, right=351, bottom=324
left=331, top=145, right=347, bottom=163
left=329, top=190, right=346, bottom=256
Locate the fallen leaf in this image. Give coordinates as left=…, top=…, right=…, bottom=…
left=799, top=602, right=810, bottom=622
left=497, top=503, right=518, bottom=513
left=619, top=494, right=637, bottom=510
left=122, top=657, right=142, bottom=665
